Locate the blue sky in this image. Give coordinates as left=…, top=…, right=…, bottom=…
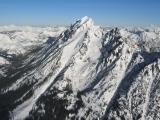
left=0, top=0, right=160, bottom=26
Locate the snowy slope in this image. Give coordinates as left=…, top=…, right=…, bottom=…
left=0, top=16, right=160, bottom=120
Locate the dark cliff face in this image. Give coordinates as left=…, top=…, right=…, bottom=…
left=0, top=17, right=160, bottom=120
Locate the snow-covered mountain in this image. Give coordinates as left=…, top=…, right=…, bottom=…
left=0, top=16, right=160, bottom=120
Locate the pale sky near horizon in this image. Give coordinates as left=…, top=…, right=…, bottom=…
left=0, top=0, right=160, bottom=26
